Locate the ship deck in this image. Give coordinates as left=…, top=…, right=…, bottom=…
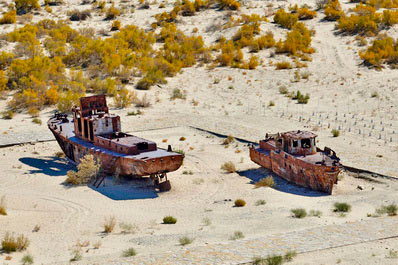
left=48, top=117, right=181, bottom=159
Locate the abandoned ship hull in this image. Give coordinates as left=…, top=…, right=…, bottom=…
left=250, top=147, right=340, bottom=194
left=49, top=121, right=183, bottom=177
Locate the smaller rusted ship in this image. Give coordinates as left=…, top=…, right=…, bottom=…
left=48, top=95, right=184, bottom=191
left=250, top=131, right=341, bottom=194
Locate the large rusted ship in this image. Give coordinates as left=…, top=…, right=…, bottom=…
left=48, top=95, right=184, bottom=191
left=250, top=131, right=341, bottom=194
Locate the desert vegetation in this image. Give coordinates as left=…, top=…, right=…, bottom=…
left=1, top=232, right=30, bottom=253
left=0, top=195, right=7, bottom=215
left=234, top=199, right=246, bottom=207
left=66, top=154, right=101, bottom=185
left=163, top=216, right=177, bottom=224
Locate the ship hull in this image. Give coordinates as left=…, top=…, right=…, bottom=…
left=50, top=128, right=183, bottom=178
left=250, top=147, right=340, bottom=194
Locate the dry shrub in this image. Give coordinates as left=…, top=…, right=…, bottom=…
left=234, top=199, right=246, bottom=207
left=0, top=10, right=17, bottom=24
left=66, top=154, right=101, bottom=185
left=105, top=5, right=120, bottom=20
left=113, top=87, right=136, bottom=108
left=134, top=94, right=151, bottom=108
left=275, top=22, right=314, bottom=56
left=103, top=216, right=116, bottom=233
left=217, top=0, right=240, bottom=10
left=1, top=232, right=30, bottom=253
left=297, top=7, right=317, bottom=20
left=68, top=9, right=91, bottom=21
left=221, top=161, right=236, bottom=173
left=0, top=195, right=7, bottom=215
left=255, top=176, right=274, bottom=188
left=111, top=20, right=121, bottom=31
left=276, top=61, right=292, bottom=69
left=222, top=135, right=235, bottom=145
left=14, top=0, right=40, bottom=14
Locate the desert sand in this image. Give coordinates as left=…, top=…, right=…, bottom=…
left=1, top=0, right=398, bottom=264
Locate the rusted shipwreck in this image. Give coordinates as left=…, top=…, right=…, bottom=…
left=250, top=131, right=341, bottom=194
left=48, top=95, right=184, bottom=191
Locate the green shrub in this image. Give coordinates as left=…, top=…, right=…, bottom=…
left=266, top=255, right=283, bottom=265
left=255, top=200, right=266, bottom=206
left=331, top=129, right=340, bottom=137
left=309, top=210, right=322, bottom=217
left=284, top=251, right=297, bottom=261
left=179, top=236, right=194, bottom=245
left=163, top=216, right=177, bottom=224
left=21, top=254, right=34, bottom=265
left=122, top=247, right=136, bottom=257
left=375, top=204, right=398, bottom=216
left=234, top=199, right=246, bottom=207
left=291, top=208, right=307, bottom=218
left=170, top=88, right=186, bottom=100
left=333, top=202, right=351, bottom=212
left=229, top=231, right=244, bottom=240
left=2, top=110, right=14, bottom=120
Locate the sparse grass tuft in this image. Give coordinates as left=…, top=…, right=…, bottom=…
left=291, top=208, right=307, bottom=218
left=1, top=232, right=30, bottom=253
left=284, top=251, right=297, bottom=261
left=119, top=222, right=138, bottom=234
left=229, top=231, right=244, bottom=240
left=170, top=88, right=186, bottom=100
left=221, top=161, right=236, bottom=173
left=32, top=118, right=42, bottom=125
left=179, top=236, right=194, bottom=246
left=375, top=204, right=398, bottom=216
left=255, top=200, right=266, bottom=206
left=309, top=210, right=322, bottom=217
left=163, top=216, right=177, bottom=224
left=222, top=135, right=235, bottom=145
left=234, top=199, right=246, bottom=207
left=103, top=216, right=116, bottom=233
left=122, top=247, right=136, bottom=257
left=333, top=202, right=351, bottom=213
left=255, top=176, right=275, bottom=188
left=0, top=195, right=7, bottom=216
left=202, top=217, right=211, bottom=226
left=21, top=254, right=34, bottom=265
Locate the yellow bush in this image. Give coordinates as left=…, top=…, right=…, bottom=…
left=217, top=0, right=240, bottom=10
left=297, top=7, right=317, bottom=20
left=66, top=154, right=101, bottom=185
left=0, top=71, right=7, bottom=92
left=276, top=22, right=314, bottom=56
left=248, top=55, right=259, bottom=69
left=105, top=5, right=120, bottom=20
left=359, top=36, right=398, bottom=67
left=276, top=61, right=293, bottom=69
left=249, top=31, right=275, bottom=52
left=45, top=84, right=59, bottom=105
left=324, top=0, right=344, bottom=21
left=113, top=87, right=136, bottom=108
left=382, top=10, right=398, bottom=27
left=111, top=20, right=121, bottom=31
left=194, top=0, right=208, bottom=10
left=1, top=232, right=30, bottom=253
left=274, top=9, right=298, bottom=29
left=367, top=0, right=398, bottom=9
left=0, top=52, right=14, bottom=70
left=181, top=0, right=196, bottom=16
left=233, top=23, right=260, bottom=47
left=57, top=90, right=84, bottom=112
left=0, top=10, right=16, bottom=24
left=14, top=0, right=40, bottom=14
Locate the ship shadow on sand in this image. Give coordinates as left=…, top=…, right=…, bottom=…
left=19, top=156, right=159, bottom=200
left=89, top=177, right=159, bottom=200
left=19, top=156, right=72, bottom=177
left=238, top=168, right=328, bottom=197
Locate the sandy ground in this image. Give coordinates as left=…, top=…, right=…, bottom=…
left=0, top=127, right=398, bottom=264
left=1, top=0, right=398, bottom=264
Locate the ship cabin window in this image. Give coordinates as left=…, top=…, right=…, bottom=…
left=301, top=138, right=311, bottom=148
left=292, top=140, right=298, bottom=148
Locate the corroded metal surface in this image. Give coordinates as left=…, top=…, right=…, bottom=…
left=250, top=131, right=341, bottom=194
left=48, top=96, right=184, bottom=181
